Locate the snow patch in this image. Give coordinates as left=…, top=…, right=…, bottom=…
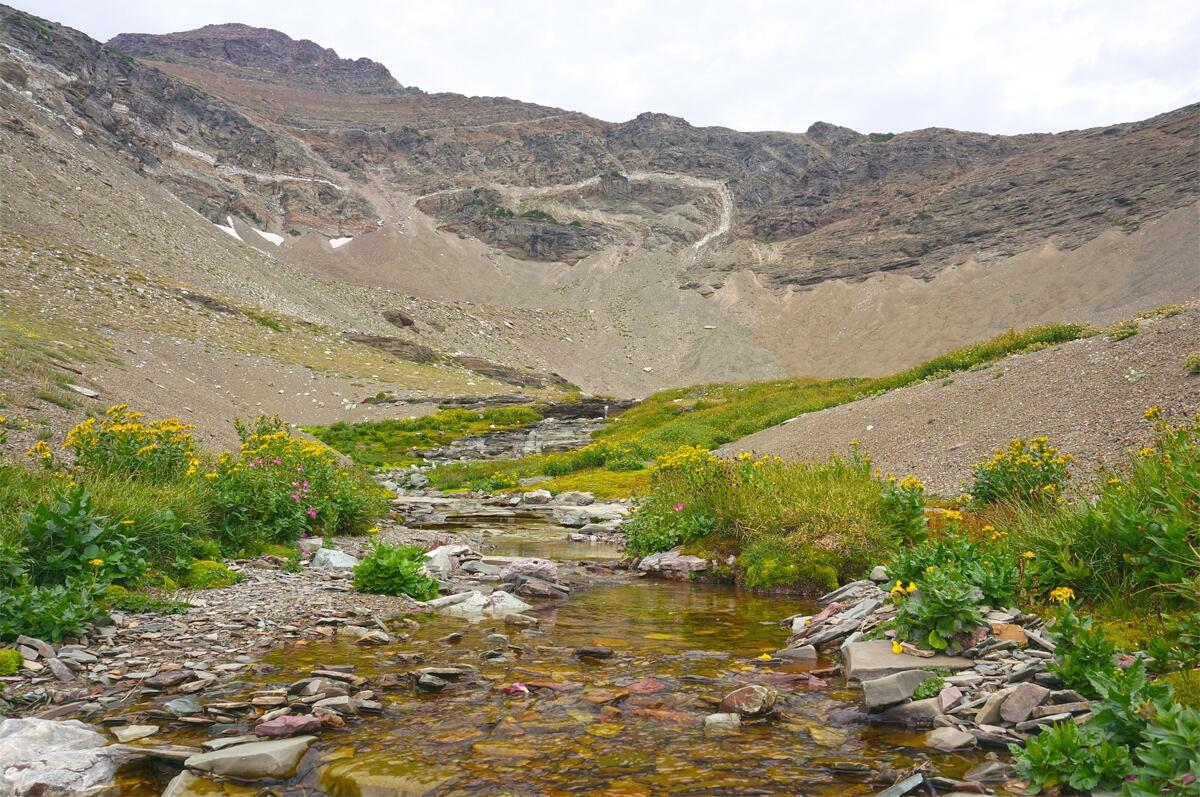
left=329, top=237, right=353, bottom=249
left=252, top=228, right=284, bottom=246
left=215, top=215, right=242, bottom=241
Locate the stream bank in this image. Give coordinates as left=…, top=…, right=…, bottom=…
left=2, top=487, right=1021, bottom=797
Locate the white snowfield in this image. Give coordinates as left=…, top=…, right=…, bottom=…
left=252, top=228, right=285, bottom=246
left=215, top=215, right=241, bottom=241
left=329, top=237, right=353, bottom=249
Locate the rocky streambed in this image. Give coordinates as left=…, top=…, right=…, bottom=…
left=1, top=488, right=1028, bottom=797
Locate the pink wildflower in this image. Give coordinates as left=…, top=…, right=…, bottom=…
left=673, top=503, right=685, bottom=511
left=306, top=507, right=318, bottom=518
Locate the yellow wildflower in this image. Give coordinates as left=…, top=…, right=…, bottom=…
left=891, top=640, right=904, bottom=655
left=942, top=509, right=964, bottom=522
left=1137, top=447, right=1155, bottom=457
left=757, top=653, right=773, bottom=661
left=1042, top=483, right=1057, bottom=495
left=367, top=526, right=381, bottom=535
left=1049, top=586, right=1075, bottom=605
left=88, top=558, right=104, bottom=568
left=120, top=519, right=134, bottom=526
left=905, top=582, right=918, bottom=593
left=1143, top=405, right=1162, bottom=421
left=204, top=471, right=218, bottom=480
left=1022, top=551, right=1035, bottom=560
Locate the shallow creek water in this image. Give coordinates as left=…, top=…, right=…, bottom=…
left=116, top=519, right=994, bottom=796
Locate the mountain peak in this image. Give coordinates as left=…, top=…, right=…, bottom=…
left=106, top=23, right=404, bottom=94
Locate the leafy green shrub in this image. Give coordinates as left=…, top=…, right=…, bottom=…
left=1088, top=659, right=1173, bottom=747
left=0, top=582, right=102, bottom=642
left=0, top=649, right=22, bottom=676
left=352, top=542, right=439, bottom=600
left=1126, top=700, right=1200, bottom=796
left=1009, top=720, right=1132, bottom=794
left=17, top=485, right=145, bottom=588
left=605, top=457, right=645, bottom=472
left=182, top=560, right=242, bottom=590
left=467, top=472, right=520, bottom=492
left=888, top=529, right=1017, bottom=608
left=1048, top=605, right=1118, bottom=695
left=911, top=675, right=945, bottom=701
left=1008, top=415, right=1198, bottom=606
left=893, top=565, right=984, bottom=651
left=968, top=437, right=1071, bottom=505
left=519, top=208, right=557, bottom=223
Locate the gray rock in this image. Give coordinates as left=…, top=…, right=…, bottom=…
left=460, top=560, right=501, bottom=577
left=110, top=725, right=158, bottom=743
left=862, top=670, right=938, bottom=711
left=0, top=718, right=121, bottom=796
left=963, top=760, right=1014, bottom=783
left=703, top=713, right=741, bottom=734
left=924, top=726, right=977, bottom=752
left=15, top=636, right=54, bottom=660
left=974, top=688, right=1016, bottom=725
left=431, top=590, right=533, bottom=621
left=1000, top=682, right=1051, bottom=724
left=311, top=548, right=359, bottom=570
left=843, top=640, right=973, bottom=681
left=774, top=645, right=818, bottom=661
left=874, top=697, right=944, bottom=728
left=552, top=491, right=595, bottom=506
left=184, top=736, right=316, bottom=780
left=869, top=565, right=890, bottom=582
left=424, top=547, right=456, bottom=575
left=520, top=489, right=552, bottom=505
left=500, top=558, right=558, bottom=583
left=937, top=685, right=964, bottom=713
left=875, top=772, right=925, bottom=797
left=160, top=771, right=212, bottom=797
left=638, top=549, right=708, bottom=580
left=164, top=697, right=202, bottom=717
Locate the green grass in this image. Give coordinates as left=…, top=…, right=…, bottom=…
left=429, top=323, right=1090, bottom=495
left=625, top=448, right=906, bottom=593
left=1185, top=353, right=1200, bottom=375
left=305, top=406, right=543, bottom=467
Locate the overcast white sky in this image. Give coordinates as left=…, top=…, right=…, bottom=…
left=18, top=0, right=1200, bottom=134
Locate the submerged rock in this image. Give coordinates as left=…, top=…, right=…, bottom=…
left=719, top=685, right=777, bottom=717
left=184, top=736, right=316, bottom=780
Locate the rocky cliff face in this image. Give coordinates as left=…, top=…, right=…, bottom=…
left=72, top=17, right=1198, bottom=285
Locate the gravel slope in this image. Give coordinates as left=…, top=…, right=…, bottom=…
left=721, top=306, right=1200, bottom=496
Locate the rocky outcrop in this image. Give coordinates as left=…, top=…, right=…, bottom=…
left=107, top=24, right=404, bottom=94
left=0, top=718, right=123, bottom=796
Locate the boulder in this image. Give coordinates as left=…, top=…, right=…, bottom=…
left=424, top=547, right=456, bottom=575
left=432, top=590, right=533, bottom=621
left=299, top=537, right=324, bottom=555
left=0, top=718, right=122, bottom=796
left=924, top=726, right=977, bottom=752
left=719, top=685, right=777, bottom=717
left=500, top=558, right=558, bottom=583
left=184, top=736, right=316, bottom=780
left=520, top=490, right=552, bottom=505
left=869, top=565, right=890, bottom=583
left=1000, top=682, right=1051, bottom=724
left=638, top=549, right=708, bottom=580
left=311, top=548, right=359, bottom=570
left=552, top=491, right=595, bottom=506
left=974, top=688, right=1016, bottom=725
left=842, top=640, right=973, bottom=681
left=873, top=697, right=944, bottom=728
left=861, top=670, right=938, bottom=711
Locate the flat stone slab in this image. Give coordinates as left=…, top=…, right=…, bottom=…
left=184, top=736, right=315, bottom=780
left=843, top=640, right=973, bottom=682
